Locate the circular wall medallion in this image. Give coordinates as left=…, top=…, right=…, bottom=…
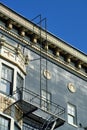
left=43, top=70, right=51, bottom=79
left=67, top=83, right=76, bottom=93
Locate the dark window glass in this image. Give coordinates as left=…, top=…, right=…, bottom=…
left=14, top=123, right=21, bottom=130
left=17, top=73, right=23, bottom=89
left=16, top=73, right=23, bottom=100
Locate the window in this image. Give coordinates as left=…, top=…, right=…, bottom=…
left=0, top=64, right=13, bottom=95
left=41, top=90, right=51, bottom=111
left=16, top=73, right=23, bottom=89
left=67, top=103, right=77, bottom=125
left=0, top=115, right=10, bottom=130
left=16, top=73, right=23, bottom=99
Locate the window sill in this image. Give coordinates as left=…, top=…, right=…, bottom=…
left=68, top=123, right=78, bottom=128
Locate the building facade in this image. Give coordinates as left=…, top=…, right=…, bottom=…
left=0, top=3, right=87, bottom=130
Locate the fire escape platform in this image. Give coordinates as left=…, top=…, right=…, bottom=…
left=17, top=100, right=38, bottom=115
left=23, top=111, right=65, bottom=129
left=4, top=88, right=65, bottom=129
left=14, top=100, right=65, bottom=129
left=16, top=87, right=65, bottom=129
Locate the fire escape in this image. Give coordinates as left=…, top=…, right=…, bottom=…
left=3, top=15, right=65, bottom=130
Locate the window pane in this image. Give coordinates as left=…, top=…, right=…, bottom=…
left=2, top=65, right=13, bottom=82
left=68, top=104, right=76, bottom=125
left=41, top=90, right=51, bottom=111
left=68, top=115, right=74, bottom=124
left=1, top=64, right=13, bottom=95
left=47, top=93, right=51, bottom=101
left=0, top=79, right=10, bottom=94
left=7, top=69, right=13, bottom=82
left=68, top=104, right=75, bottom=116
left=1, top=118, right=4, bottom=125
left=5, top=120, right=9, bottom=127
left=16, top=73, right=23, bottom=100
left=0, top=116, right=10, bottom=130
left=17, top=73, right=23, bottom=89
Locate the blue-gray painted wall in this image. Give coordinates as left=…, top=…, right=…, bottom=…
left=0, top=29, right=87, bottom=130
left=25, top=49, right=87, bottom=130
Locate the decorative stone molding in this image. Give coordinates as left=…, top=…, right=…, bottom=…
left=76, top=60, right=83, bottom=69
left=65, top=54, right=72, bottom=63
left=42, top=40, right=48, bottom=51
left=0, top=26, right=86, bottom=78
left=0, top=36, right=5, bottom=49
left=0, top=93, right=23, bottom=127
left=44, top=43, right=48, bottom=51
left=31, top=34, right=38, bottom=43
left=15, top=45, right=22, bottom=55
left=25, top=55, right=29, bottom=65
left=55, top=48, right=61, bottom=57
left=7, top=20, right=13, bottom=30
left=0, top=35, right=6, bottom=43
left=0, top=4, right=87, bottom=78
left=55, top=51, right=60, bottom=57
left=0, top=4, right=87, bottom=65
left=43, top=70, right=52, bottom=79
left=67, top=83, right=76, bottom=93
left=77, top=64, right=82, bottom=69
left=0, top=41, right=27, bottom=74
left=19, top=28, right=25, bottom=37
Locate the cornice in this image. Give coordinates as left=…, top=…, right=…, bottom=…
left=0, top=26, right=87, bottom=80
left=0, top=3, right=87, bottom=80
left=0, top=3, right=86, bottom=63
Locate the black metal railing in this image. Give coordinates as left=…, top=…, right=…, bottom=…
left=14, top=87, right=65, bottom=119
left=23, top=123, right=39, bottom=130
left=2, top=87, right=65, bottom=129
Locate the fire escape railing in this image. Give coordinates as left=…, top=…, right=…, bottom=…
left=3, top=87, right=65, bottom=129
left=14, top=87, right=65, bottom=119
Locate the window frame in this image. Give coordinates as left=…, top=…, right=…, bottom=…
left=0, top=115, right=10, bottom=130
left=41, top=89, right=51, bottom=111
left=0, top=64, right=14, bottom=95
left=67, top=103, right=77, bottom=125
left=16, top=73, right=24, bottom=100
left=16, top=72, right=24, bottom=89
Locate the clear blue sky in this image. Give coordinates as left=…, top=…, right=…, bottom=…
left=0, top=0, right=87, bottom=54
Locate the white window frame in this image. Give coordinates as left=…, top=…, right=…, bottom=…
left=67, top=103, right=77, bottom=125
left=0, top=64, right=13, bottom=95
left=41, top=90, right=51, bottom=111
left=0, top=115, right=10, bottom=130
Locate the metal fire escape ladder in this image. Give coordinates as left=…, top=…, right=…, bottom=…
left=39, top=17, right=48, bottom=109
left=41, top=115, right=55, bottom=130
left=3, top=15, right=65, bottom=130
left=35, top=17, right=65, bottom=130
left=41, top=102, right=65, bottom=130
